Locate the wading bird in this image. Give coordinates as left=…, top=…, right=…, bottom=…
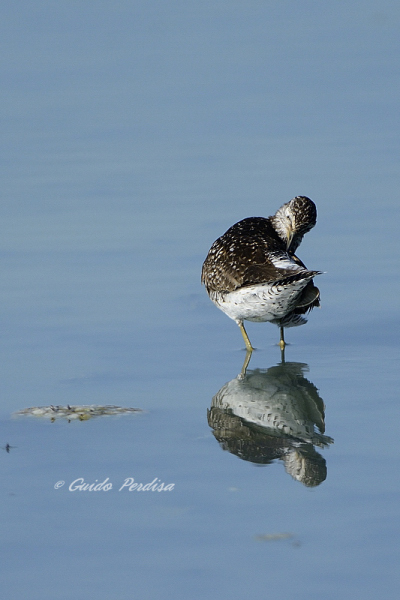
left=201, top=196, right=321, bottom=352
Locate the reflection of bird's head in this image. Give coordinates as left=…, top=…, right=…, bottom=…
left=272, top=196, right=317, bottom=252
left=283, top=448, right=327, bottom=487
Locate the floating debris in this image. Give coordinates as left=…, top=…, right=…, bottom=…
left=254, top=532, right=295, bottom=542
left=1, top=443, right=17, bottom=453
left=13, top=405, right=142, bottom=422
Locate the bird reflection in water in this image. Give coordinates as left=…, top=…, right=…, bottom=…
left=208, top=355, right=333, bottom=487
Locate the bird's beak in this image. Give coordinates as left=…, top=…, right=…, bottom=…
left=286, top=227, right=294, bottom=251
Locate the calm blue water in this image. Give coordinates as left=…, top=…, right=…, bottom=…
left=1, top=2, right=400, bottom=599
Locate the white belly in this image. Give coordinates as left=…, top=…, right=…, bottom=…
left=209, top=280, right=308, bottom=324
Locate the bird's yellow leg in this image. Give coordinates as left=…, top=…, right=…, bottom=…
left=238, top=321, right=254, bottom=352
left=279, top=327, right=286, bottom=351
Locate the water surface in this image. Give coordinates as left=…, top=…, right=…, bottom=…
left=1, top=2, right=399, bottom=599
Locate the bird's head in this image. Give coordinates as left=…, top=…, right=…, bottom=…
left=271, top=196, right=317, bottom=252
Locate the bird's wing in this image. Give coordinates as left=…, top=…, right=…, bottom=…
left=293, top=280, right=320, bottom=309
left=202, top=230, right=315, bottom=292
